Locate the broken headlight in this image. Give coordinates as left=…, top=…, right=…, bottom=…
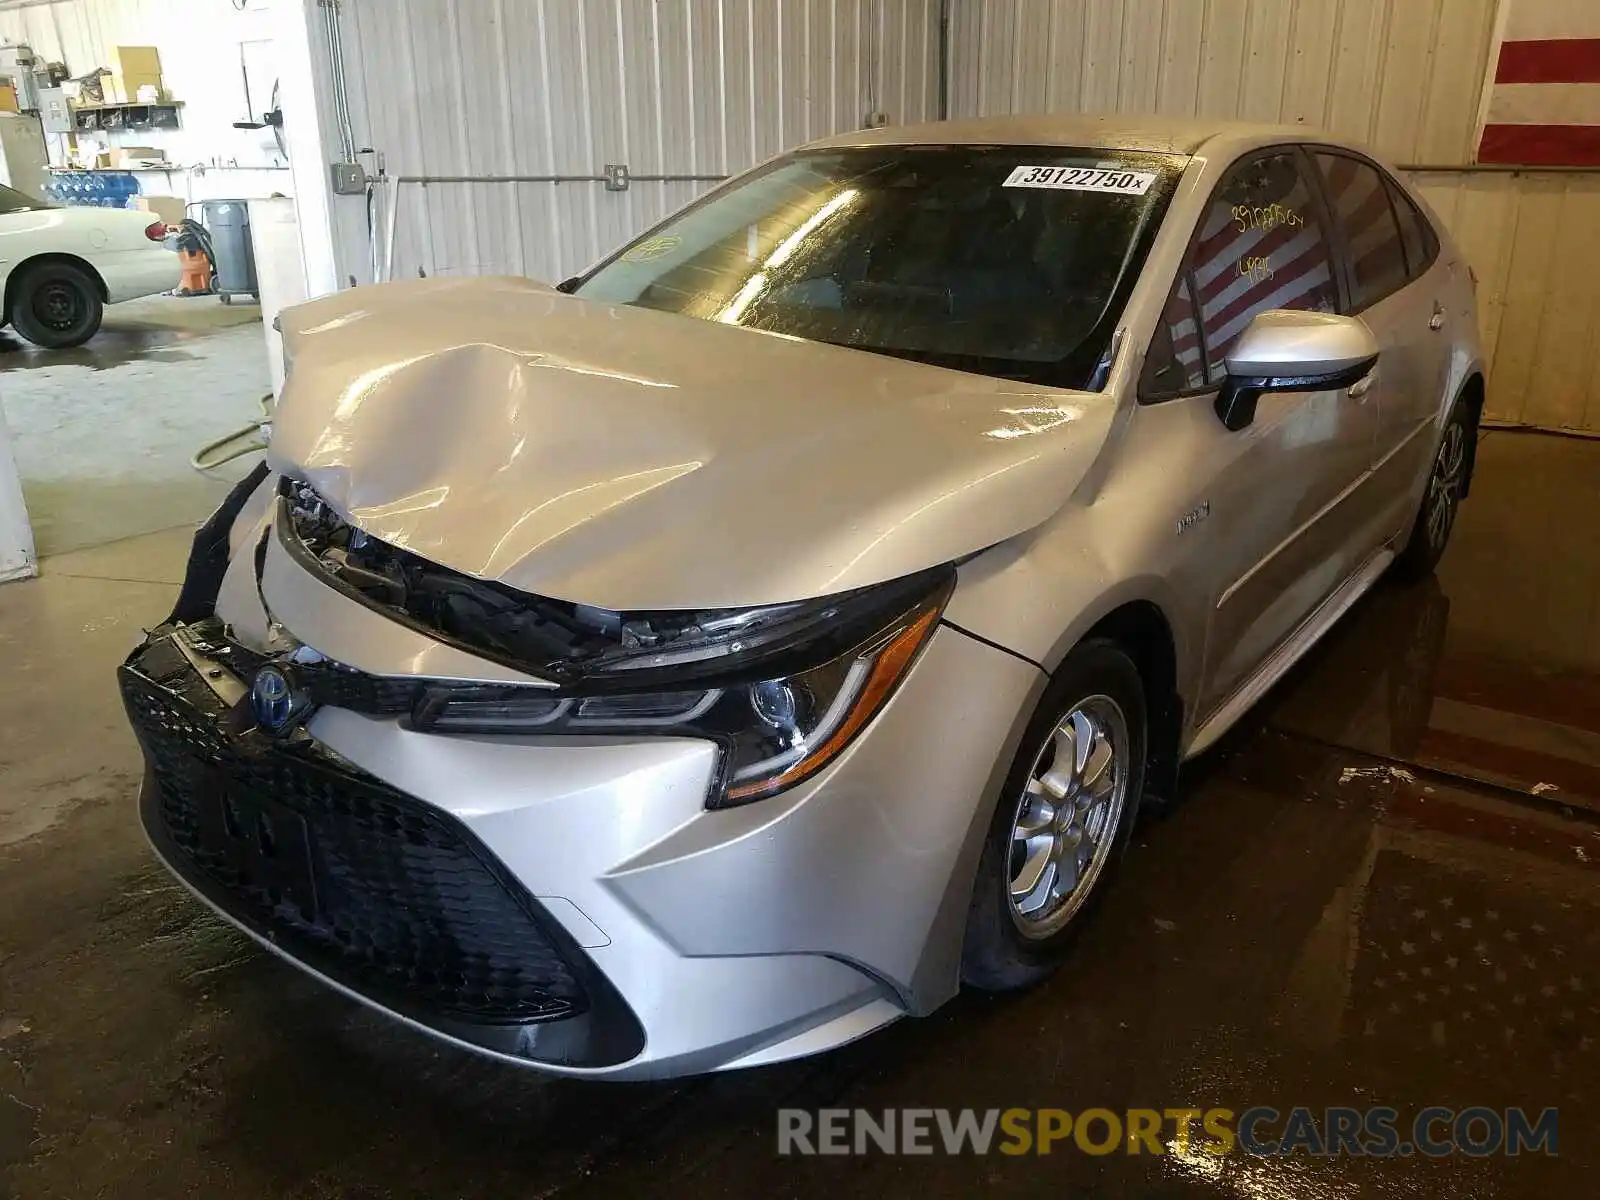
left=423, top=568, right=952, bottom=807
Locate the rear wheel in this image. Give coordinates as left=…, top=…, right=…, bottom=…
left=961, top=639, right=1147, bottom=992
left=1393, top=403, right=1471, bottom=580
left=9, top=261, right=103, bottom=349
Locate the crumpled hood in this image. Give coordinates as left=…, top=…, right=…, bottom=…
left=270, top=276, right=1114, bottom=610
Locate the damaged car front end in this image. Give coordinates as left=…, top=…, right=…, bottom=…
left=119, top=465, right=1037, bottom=1076
left=118, top=137, right=1181, bottom=1078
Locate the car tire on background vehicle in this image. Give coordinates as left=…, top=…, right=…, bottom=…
left=961, top=638, right=1148, bottom=992
left=1392, top=401, right=1473, bottom=581
left=8, top=260, right=104, bottom=349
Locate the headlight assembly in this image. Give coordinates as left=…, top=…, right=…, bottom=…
left=397, top=569, right=951, bottom=807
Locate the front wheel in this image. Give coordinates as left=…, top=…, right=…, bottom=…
left=8, top=261, right=104, bottom=349
left=1393, top=403, right=1472, bottom=580
left=961, top=639, right=1147, bottom=992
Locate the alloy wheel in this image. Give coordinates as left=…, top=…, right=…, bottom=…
left=1425, top=421, right=1467, bottom=551
left=1006, top=695, right=1129, bottom=939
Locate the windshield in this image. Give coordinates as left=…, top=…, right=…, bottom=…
left=0, top=184, right=51, bottom=214
left=578, top=146, right=1185, bottom=387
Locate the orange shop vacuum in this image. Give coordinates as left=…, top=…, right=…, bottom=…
left=171, top=218, right=216, bottom=297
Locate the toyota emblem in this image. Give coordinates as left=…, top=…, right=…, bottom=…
left=250, top=664, right=307, bottom=735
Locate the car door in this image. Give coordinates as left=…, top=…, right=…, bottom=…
left=1140, top=148, right=1380, bottom=716
left=1309, top=150, right=1449, bottom=537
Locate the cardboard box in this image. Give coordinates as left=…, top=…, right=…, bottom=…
left=111, top=147, right=169, bottom=168
left=0, top=82, right=18, bottom=113
left=107, top=47, right=163, bottom=104
left=113, top=46, right=162, bottom=80
left=134, top=195, right=186, bottom=225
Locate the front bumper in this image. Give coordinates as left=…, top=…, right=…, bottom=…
left=120, top=627, right=645, bottom=1069
left=124, top=565, right=1043, bottom=1078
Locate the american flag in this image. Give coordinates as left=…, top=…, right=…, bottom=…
left=1479, top=2, right=1600, bottom=166
left=1165, top=154, right=1343, bottom=385
left=1352, top=846, right=1598, bottom=1078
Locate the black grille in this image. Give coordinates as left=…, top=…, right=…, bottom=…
left=299, top=664, right=421, bottom=716
left=119, top=639, right=586, bottom=1025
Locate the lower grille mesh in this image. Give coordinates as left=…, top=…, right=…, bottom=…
left=120, top=642, right=586, bottom=1025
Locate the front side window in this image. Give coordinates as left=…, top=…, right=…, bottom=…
left=1195, top=152, right=1338, bottom=378
left=1142, top=149, right=1338, bottom=396
left=579, top=146, right=1185, bottom=389
left=1142, top=273, right=1206, bottom=394
left=1314, top=152, right=1409, bottom=310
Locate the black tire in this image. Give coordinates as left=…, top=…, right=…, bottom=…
left=961, top=638, right=1148, bottom=992
left=8, top=261, right=104, bottom=349
left=1392, top=402, right=1472, bottom=581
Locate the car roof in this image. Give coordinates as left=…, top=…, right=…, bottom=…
left=803, top=114, right=1338, bottom=158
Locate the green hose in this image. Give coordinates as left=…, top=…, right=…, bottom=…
left=191, top=393, right=275, bottom=473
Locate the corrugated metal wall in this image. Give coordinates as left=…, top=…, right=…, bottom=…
left=332, top=0, right=942, bottom=285
left=1, top=0, right=157, bottom=74
left=1413, top=169, right=1600, bottom=434
left=948, top=0, right=1502, bottom=165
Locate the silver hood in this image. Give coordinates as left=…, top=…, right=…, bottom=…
left=270, top=276, right=1113, bottom=611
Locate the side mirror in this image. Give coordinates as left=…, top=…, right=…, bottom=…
left=1215, top=310, right=1379, bottom=431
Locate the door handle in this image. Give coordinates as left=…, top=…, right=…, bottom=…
left=1348, top=376, right=1373, bottom=400
left=1429, top=302, right=1447, bottom=331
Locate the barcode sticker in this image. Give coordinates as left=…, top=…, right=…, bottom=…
left=1003, top=165, right=1157, bottom=195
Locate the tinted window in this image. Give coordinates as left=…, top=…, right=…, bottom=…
left=1141, top=272, right=1207, bottom=395
left=1387, top=179, right=1438, bottom=279
left=0, top=184, right=51, bottom=214
left=579, top=147, right=1183, bottom=388
left=1191, top=151, right=1338, bottom=379
left=1315, top=153, right=1409, bottom=309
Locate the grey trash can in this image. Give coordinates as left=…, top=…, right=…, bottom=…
left=201, top=200, right=258, bottom=305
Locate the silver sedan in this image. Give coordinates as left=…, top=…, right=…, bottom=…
left=119, top=115, right=1483, bottom=1079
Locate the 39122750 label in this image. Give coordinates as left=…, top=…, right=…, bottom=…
left=1002, top=165, right=1157, bottom=195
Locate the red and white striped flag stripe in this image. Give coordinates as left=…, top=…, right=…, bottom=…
left=1479, top=2, right=1600, bottom=166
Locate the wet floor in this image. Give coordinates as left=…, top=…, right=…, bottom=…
left=0, top=295, right=264, bottom=557
left=1272, top=429, right=1600, bottom=815
left=0, top=431, right=1596, bottom=1198
left=0, top=295, right=257, bottom=368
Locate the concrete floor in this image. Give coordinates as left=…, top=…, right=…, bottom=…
left=0, top=295, right=265, bottom=557
left=1, top=431, right=1597, bottom=1197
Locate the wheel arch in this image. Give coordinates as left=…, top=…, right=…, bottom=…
left=1454, top=371, right=1485, bottom=498
left=2, top=252, right=110, bottom=320
left=1080, top=600, right=1184, bottom=808
left=923, top=591, right=1188, bottom=1009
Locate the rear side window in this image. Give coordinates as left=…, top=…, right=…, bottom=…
left=1387, top=180, right=1439, bottom=280
left=1142, top=149, right=1338, bottom=396
left=1314, top=153, right=1409, bottom=310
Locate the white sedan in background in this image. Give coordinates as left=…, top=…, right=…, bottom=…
left=1, top=183, right=177, bottom=348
